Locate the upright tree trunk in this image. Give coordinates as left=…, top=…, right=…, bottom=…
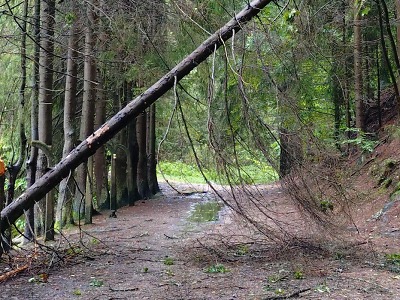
left=126, top=82, right=139, bottom=205
left=147, top=103, right=160, bottom=194
left=0, top=160, right=5, bottom=252
left=397, top=0, right=400, bottom=76
left=115, top=87, right=128, bottom=206
left=94, top=76, right=108, bottom=209
left=74, top=0, right=96, bottom=223
left=136, top=110, right=150, bottom=199
left=24, top=0, right=40, bottom=243
left=37, top=0, right=56, bottom=241
left=354, top=1, right=365, bottom=132
left=57, top=3, right=79, bottom=228
left=94, top=0, right=108, bottom=210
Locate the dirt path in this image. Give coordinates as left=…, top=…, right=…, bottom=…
left=1, top=183, right=399, bottom=299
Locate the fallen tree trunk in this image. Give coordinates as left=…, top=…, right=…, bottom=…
left=0, top=0, right=273, bottom=236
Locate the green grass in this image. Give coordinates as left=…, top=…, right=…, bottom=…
left=158, top=161, right=278, bottom=185
left=158, top=161, right=207, bottom=183
left=204, top=263, right=229, bottom=273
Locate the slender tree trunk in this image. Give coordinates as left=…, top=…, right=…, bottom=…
left=0, top=161, right=5, bottom=252
left=57, top=3, right=79, bottom=228
left=74, top=0, right=96, bottom=223
left=354, top=1, right=365, bottom=132
left=37, top=0, right=56, bottom=241
left=396, top=0, right=400, bottom=63
left=137, top=109, right=150, bottom=199
left=24, top=0, right=40, bottom=243
left=94, top=1, right=108, bottom=210
left=147, top=103, right=160, bottom=194
left=115, top=87, right=128, bottom=206
left=94, top=76, right=107, bottom=209
left=377, top=47, right=382, bottom=128
left=126, top=82, right=139, bottom=205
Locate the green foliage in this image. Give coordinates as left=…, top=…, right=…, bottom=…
left=11, top=217, right=25, bottom=238
left=341, top=128, right=378, bottom=153
left=204, top=263, right=229, bottom=274
left=293, top=270, right=304, bottom=279
left=89, top=277, right=104, bottom=287
left=64, top=12, right=77, bottom=25
left=385, top=253, right=400, bottom=273
left=319, top=199, right=334, bottom=213
left=72, top=289, right=82, bottom=296
left=163, top=257, right=174, bottom=266
left=158, top=161, right=206, bottom=183
left=235, top=244, right=249, bottom=256
left=158, top=160, right=278, bottom=185
left=274, top=288, right=286, bottom=295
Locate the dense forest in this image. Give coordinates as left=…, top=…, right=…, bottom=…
left=1, top=0, right=400, bottom=293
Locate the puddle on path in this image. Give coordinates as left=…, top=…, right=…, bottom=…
left=187, top=201, right=224, bottom=223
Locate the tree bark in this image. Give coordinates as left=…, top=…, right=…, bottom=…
left=126, top=81, right=140, bottom=205
left=147, top=103, right=160, bottom=194
left=136, top=110, right=150, bottom=199
left=94, top=2, right=108, bottom=210
left=37, top=0, right=56, bottom=241
left=354, top=0, right=365, bottom=132
left=0, top=0, right=273, bottom=234
left=94, top=76, right=107, bottom=209
left=74, top=0, right=96, bottom=223
left=56, top=3, right=79, bottom=228
left=24, top=0, right=40, bottom=243
left=115, top=88, right=129, bottom=206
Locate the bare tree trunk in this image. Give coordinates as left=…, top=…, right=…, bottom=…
left=94, top=0, right=108, bottom=210
left=94, top=76, right=107, bottom=209
left=136, top=110, right=150, bottom=199
left=24, top=0, right=40, bottom=243
left=74, top=0, right=96, bottom=223
left=37, top=0, right=56, bottom=241
left=354, top=1, right=365, bottom=132
left=126, top=81, right=139, bottom=205
left=0, top=161, right=5, bottom=252
left=0, top=0, right=274, bottom=235
left=115, top=87, right=128, bottom=206
left=397, top=0, right=400, bottom=66
left=0, top=160, right=5, bottom=210
left=147, top=103, right=160, bottom=194
left=57, top=2, right=79, bottom=228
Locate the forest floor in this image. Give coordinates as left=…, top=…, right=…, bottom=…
left=0, top=180, right=400, bottom=300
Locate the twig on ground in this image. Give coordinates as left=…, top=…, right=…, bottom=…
left=164, top=234, right=179, bottom=239
left=109, top=286, right=139, bottom=292
left=262, top=287, right=311, bottom=299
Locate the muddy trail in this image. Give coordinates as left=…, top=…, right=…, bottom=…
left=1, top=182, right=399, bottom=300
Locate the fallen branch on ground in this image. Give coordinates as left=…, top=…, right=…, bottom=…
left=0, top=264, right=28, bottom=283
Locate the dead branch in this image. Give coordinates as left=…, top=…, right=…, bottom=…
left=0, top=264, right=28, bottom=283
